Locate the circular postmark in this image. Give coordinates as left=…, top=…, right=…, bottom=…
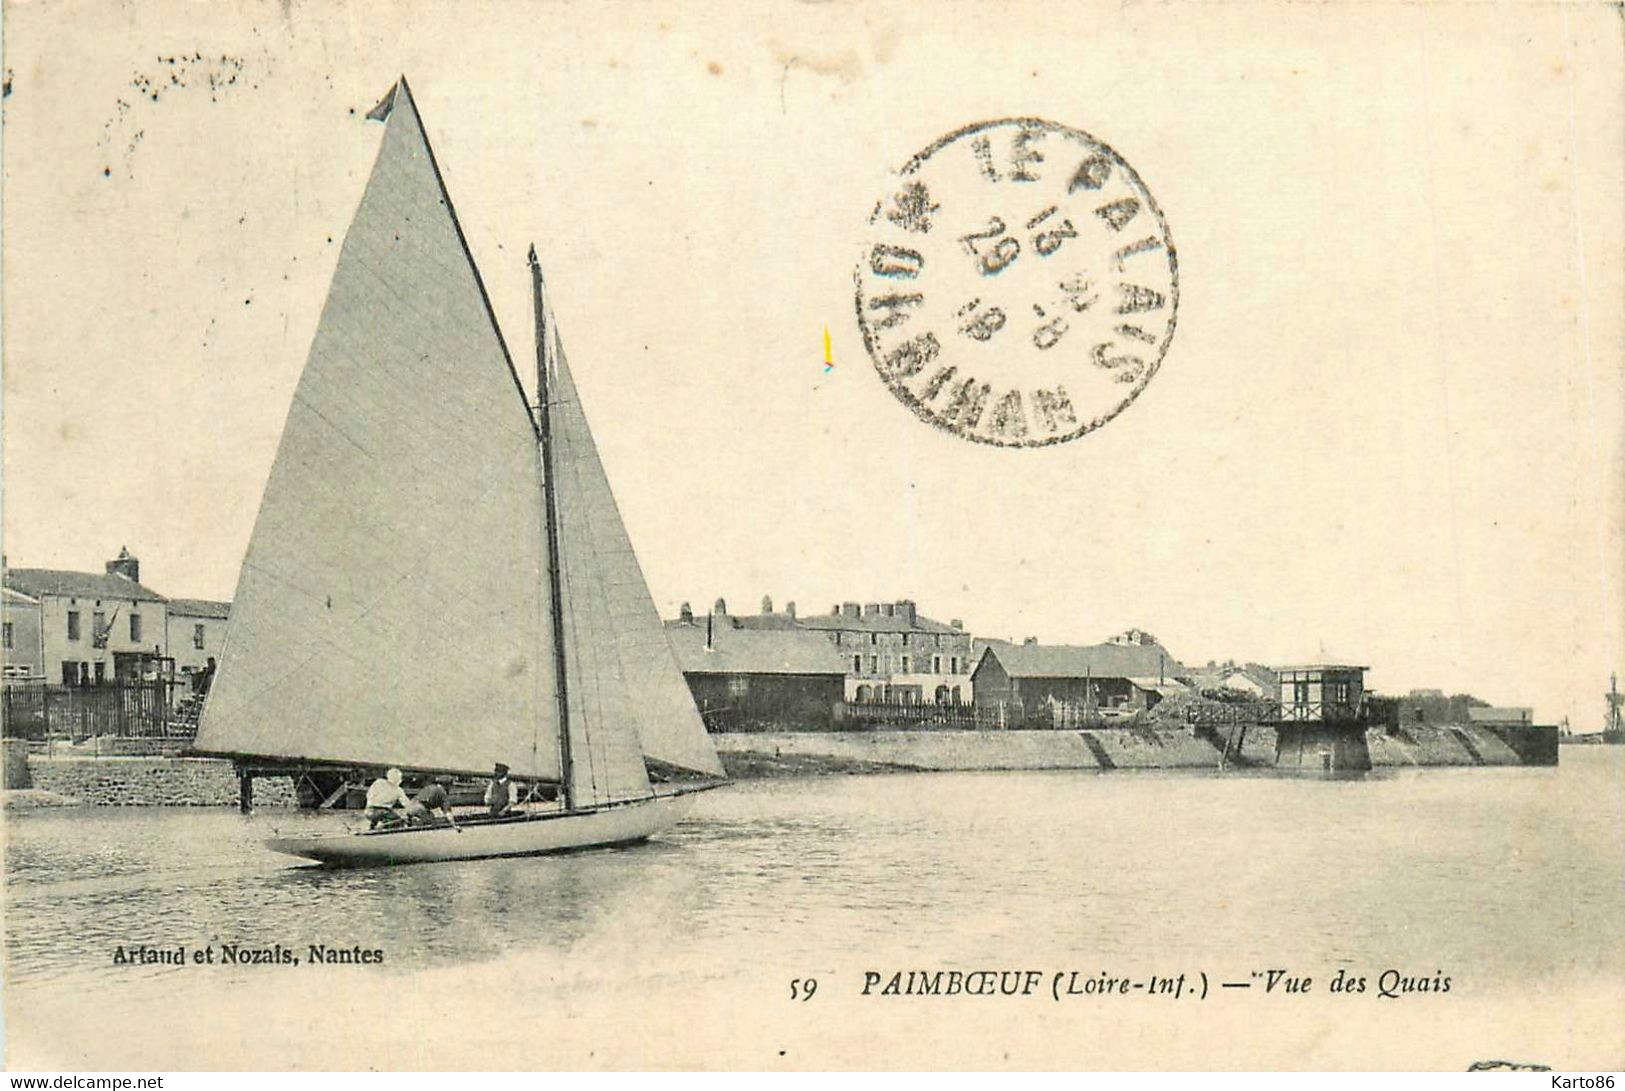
left=854, top=118, right=1178, bottom=447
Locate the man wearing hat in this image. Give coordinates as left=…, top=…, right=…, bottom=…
left=483, top=762, right=514, bottom=817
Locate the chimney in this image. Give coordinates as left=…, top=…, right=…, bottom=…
left=832, top=603, right=841, bottom=617
left=897, top=600, right=916, bottom=626
left=713, top=597, right=727, bottom=616
left=786, top=601, right=797, bottom=619
left=761, top=595, right=773, bottom=615
left=882, top=603, right=894, bottom=617
left=950, top=619, right=963, bottom=630
left=706, top=612, right=714, bottom=651
left=842, top=602, right=861, bottom=619
left=106, top=547, right=139, bottom=584
left=864, top=602, right=880, bottom=617
left=679, top=602, right=693, bottom=624
left=1023, top=636, right=1038, bottom=646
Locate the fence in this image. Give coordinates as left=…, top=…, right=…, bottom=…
left=1, top=682, right=199, bottom=741
left=1183, top=700, right=1281, bottom=727
left=840, top=701, right=1002, bottom=730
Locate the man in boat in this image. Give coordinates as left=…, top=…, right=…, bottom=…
left=364, top=767, right=411, bottom=829
left=404, top=776, right=458, bottom=829
left=484, top=762, right=514, bottom=817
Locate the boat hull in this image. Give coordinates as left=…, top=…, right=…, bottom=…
left=265, top=792, right=696, bottom=866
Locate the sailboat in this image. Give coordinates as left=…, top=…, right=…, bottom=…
left=191, top=77, right=725, bottom=865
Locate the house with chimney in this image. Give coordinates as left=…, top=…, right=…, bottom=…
left=3, top=548, right=171, bottom=686
left=797, top=600, right=974, bottom=704
left=669, top=596, right=977, bottom=705
left=665, top=603, right=847, bottom=731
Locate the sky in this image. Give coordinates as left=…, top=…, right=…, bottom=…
left=2, top=0, right=1621, bottom=725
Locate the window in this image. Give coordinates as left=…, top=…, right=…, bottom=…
left=727, top=676, right=749, bottom=699
left=852, top=655, right=861, bottom=674
left=901, top=633, right=910, bottom=646
left=61, top=661, right=77, bottom=685
left=1332, top=681, right=1350, bottom=703
left=2, top=622, right=11, bottom=650
left=933, top=655, right=942, bottom=673
left=833, top=633, right=842, bottom=646
left=868, top=655, right=878, bottom=673
left=92, top=612, right=107, bottom=648
left=93, top=661, right=105, bottom=685
left=1293, top=680, right=1311, bottom=705
left=950, top=656, right=959, bottom=674
left=67, top=611, right=81, bottom=642
left=193, top=623, right=206, bottom=650
left=901, top=656, right=910, bottom=673
left=77, top=662, right=90, bottom=686
left=869, top=633, right=877, bottom=645
left=129, top=613, right=142, bottom=642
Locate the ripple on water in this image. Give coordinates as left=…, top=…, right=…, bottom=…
left=4, top=755, right=1622, bottom=1007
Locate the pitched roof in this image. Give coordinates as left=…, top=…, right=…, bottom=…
left=4, top=568, right=167, bottom=603
left=797, top=611, right=963, bottom=635
left=977, top=641, right=1183, bottom=680
left=1128, top=677, right=1190, bottom=699
left=722, top=612, right=804, bottom=631
left=3, top=586, right=40, bottom=606
left=666, top=623, right=847, bottom=676
left=166, top=598, right=231, bottom=619
left=1220, top=664, right=1278, bottom=691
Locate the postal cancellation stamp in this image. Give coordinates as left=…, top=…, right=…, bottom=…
left=855, top=118, right=1178, bottom=447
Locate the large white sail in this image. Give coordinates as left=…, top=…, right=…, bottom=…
left=548, top=337, right=656, bottom=807
left=547, top=328, right=727, bottom=780
left=195, top=80, right=560, bottom=780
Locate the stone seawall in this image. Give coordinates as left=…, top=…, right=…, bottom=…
left=10, top=724, right=1557, bottom=803
left=717, top=729, right=1106, bottom=771
left=1368, top=724, right=1528, bottom=766
left=717, top=724, right=1549, bottom=777
left=24, top=756, right=296, bottom=807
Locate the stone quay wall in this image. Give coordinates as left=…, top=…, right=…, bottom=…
left=717, top=723, right=1550, bottom=776
left=6, top=722, right=1556, bottom=803
left=23, top=755, right=295, bottom=807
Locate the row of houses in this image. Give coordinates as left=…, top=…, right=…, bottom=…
left=2, top=549, right=228, bottom=688
left=0, top=550, right=1332, bottom=734
left=661, top=596, right=1303, bottom=730
left=669, top=597, right=978, bottom=704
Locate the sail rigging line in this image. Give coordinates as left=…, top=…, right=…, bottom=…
left=557, top=516, right=605, bottom=805
left=548, top=321, right=607, bottom=807
left=543, top=310, right=657, bottom=808
left=531, top=247, right=576, bottom=810
left=394, top=78, right=539, bottom=446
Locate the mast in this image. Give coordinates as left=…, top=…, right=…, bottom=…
left=531, top=245, right=575, bottom=810
left=1607, top=672, right=1623, bottom=737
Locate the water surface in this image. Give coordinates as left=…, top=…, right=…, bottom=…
left=5, top=751, right=1621, bottom=1069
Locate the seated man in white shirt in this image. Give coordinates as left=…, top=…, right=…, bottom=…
left=365, top=767, right=411, bottom=829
